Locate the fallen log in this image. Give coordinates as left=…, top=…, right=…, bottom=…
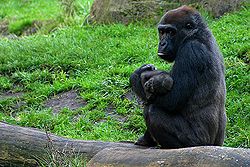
left=0, top=122, right=249, bottom=167
left=0, top=122, right=142, bottom=166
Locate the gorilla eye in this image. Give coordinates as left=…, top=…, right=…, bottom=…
left=159, top=29, right=164, bottom=35
left=185, top=23, right=193, bottom=29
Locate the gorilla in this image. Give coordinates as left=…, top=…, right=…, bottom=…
left=130, top=6, right=227, bottom=148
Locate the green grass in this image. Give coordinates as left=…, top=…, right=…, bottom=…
left=0, top=23, right=155, bottom=142
left=0, top=0, right=93, bottom=35
left=0, top=3, right=249, bottom=149
left=210, top=7, right=250, bottom=148
left=0, top=0, right=60, bottom=20
left=0, top=0, right=59, bottom=34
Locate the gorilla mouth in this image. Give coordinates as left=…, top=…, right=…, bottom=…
left=158, top=52, right=166, bottom=57
left=158, top=52, right=168, bottom=58
left=158, top=52, right=175, bottom=62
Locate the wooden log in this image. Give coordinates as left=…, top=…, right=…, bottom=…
left=0, top=122, right=143, bottom=166
left=0, top=122, right=249, bottom=167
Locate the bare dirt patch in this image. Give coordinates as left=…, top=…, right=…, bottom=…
left=22, top=20, right=42, bottom=36
left=0, top=20, right=9, bottom=36
left=0, top=91, right=26, bottom=111
left=0, top=19, right=56, bottom=38
left=0, top=91, right=24, bottom=101
left=44, top=90, right=87, bottom=113
left=0, top=20, right=18, bottom=39
left=105, top=104, right=127, bottom=123
left=121, top=90, right=143, bottom=105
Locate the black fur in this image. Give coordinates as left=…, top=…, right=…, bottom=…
left=130, top=6, right=226, bottom=148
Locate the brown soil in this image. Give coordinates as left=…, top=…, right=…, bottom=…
left=44, top=90, right=87, bottom=113
left=105, top=104, right=127, bottom=123
left=122, top=90, right=143, bottom=105
left=22, top=20, right=43, bottom=36
left=0, top=20, right=9, bottom=36
left=0, top=91, right=26, bottom=110
left=0, top=91, right=24, bottom=100
left=0, top=20, right=52, bottom=38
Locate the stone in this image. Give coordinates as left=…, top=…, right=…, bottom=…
left=89, top=0, right=245, bottom=24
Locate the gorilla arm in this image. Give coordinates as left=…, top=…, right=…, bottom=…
left=153, top=40, right=210, bottom=112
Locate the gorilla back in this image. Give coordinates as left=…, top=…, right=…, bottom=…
left=131, top=6, right=227, bottom=148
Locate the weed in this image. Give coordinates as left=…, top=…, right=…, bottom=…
left=37, top=131, right=87, bottom=167
left=59, top=0, right=76, bottom=18
left=0, top=76, right=13, bottom=90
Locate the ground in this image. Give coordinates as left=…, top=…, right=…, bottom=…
left=0, top=0, right=249, bottom=149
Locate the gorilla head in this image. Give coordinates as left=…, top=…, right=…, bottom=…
left=158, top=6, right=207, bottom=62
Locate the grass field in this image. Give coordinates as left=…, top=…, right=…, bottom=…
left=0, top=0, right=249, bottom=149
left=0, top=0, right=93, bottom=35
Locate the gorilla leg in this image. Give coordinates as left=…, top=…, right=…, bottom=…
left=135, top=105, right=158, bottom=147
left=146, top=105, right=209, bottom=148
left=214, top=112, right=227, bottom=146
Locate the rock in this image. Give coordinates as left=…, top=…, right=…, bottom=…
left=203, top=0, right=246, bottom=18
left=88, top=146, right=250, bottom=167
left=89, top=0, right=245, bottom=24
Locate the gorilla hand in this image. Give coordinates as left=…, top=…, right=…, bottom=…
left=130, top=64, right=156, bottom=102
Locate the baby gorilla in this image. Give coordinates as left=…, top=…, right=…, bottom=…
left=141, top=70, right=173, bottom=102
left=130, top=64, right=173, bottom=105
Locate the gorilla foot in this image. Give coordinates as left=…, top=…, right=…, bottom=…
left=135, top=135, right=157, bottom=147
